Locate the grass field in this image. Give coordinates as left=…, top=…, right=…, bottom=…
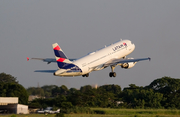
left=1, top=108, right=180, bottom=117
left=91, top=108, right=180, bottom=115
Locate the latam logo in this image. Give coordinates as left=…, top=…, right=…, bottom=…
left=123, top=43, right=127, bottom=46
left=112, top=43, right=127, bottom=51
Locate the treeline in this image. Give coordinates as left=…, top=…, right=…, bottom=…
left=28, top=76, right=180, bottom=110
left=1, top=72, right=180, bottom=111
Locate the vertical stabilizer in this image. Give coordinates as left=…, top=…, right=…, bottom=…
left=52, top=43, right=73, bottom=69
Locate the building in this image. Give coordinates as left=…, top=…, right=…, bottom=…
left=28, top=95, right=42, bottom=102
left=0, top=97, right=29, bottom=114
left=91, top=84, right=98, bottom=89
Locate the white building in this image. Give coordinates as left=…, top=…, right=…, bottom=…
left=0, top=97, right=29, bottom=114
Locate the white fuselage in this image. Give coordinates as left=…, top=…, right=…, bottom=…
left=56, top=40, right=135, bottom=76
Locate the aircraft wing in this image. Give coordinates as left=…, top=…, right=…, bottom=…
left=29, top=58, right=76, bottom=64
left=104, top=57, right=151, bottom=67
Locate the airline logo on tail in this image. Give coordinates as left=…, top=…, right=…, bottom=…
left=53, top=43, right=67, bottom=59
left=52, top=43, right=82, bottom=72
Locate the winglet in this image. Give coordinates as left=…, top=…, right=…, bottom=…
left=148, top=57, right=151, bottom=61
left=27, top=57, right=29, bottom=61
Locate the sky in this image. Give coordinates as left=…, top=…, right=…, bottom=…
left=0, top=0, right=180, bottom=89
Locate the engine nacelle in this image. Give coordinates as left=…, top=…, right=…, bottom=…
left=121, top=58, right=136, bottom=69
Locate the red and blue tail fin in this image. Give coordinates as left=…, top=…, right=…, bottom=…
left=52, top=43, right=75, bottom=69
left=53, top=43, right=68, bottom=59
left=52, top=43, right=82, bottom=72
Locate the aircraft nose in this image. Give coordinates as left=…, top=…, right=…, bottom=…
left=133, top=44, right=135, bottom=51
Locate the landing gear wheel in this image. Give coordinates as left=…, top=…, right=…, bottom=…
left=109, top=72, right=116, bottom=77
left=82, top=73, right=89, bottom=77
left=109, top=73, right=112, bottom=77
left=86, top=73, right=89, bottom=77
left=113, top=72, right=116, bottom=77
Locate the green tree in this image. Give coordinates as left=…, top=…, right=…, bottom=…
left=29, top=98, right=48, bottom=108
left=0, top=83, right=28, bottom=104
left=60, top=85, right=69, bottom=95
left=54, top=95, right=67, bottom=107
left=147, top=76, right=180, bottom=108
left=98, top=84, right=121, bottom=103
left=27, top=87, right=44, bottom=97
left=67, top=90, right=84, bottom=106
left=52, top=85, right=69, bottom=97
left=122, top=84, right=163, bottom=108
left=52, top=86, right=61, bottom=97
left=41, top=85, right=56, bottom=97
left=69, top=88, right=77, bottom=94
left=96, top=87, right=115, bottom=108
left=80, top=85, right=92, bottom=93
left=0, top=72, right=18, bottom=83
left=61, top=102, right=73, bottom=110
left=98, top=84, right=121, bottom=95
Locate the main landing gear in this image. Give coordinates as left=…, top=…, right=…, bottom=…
left=109, top=72, right=116, bottom=77
left=109, top=66, right=116, bottom=77
left=82, top=73, right=89, bottom=77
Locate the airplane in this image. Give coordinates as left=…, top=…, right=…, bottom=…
left=29, top=39, right=150, bottom=77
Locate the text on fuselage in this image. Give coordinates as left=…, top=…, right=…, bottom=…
left=112, top=43, right=127, bottom=51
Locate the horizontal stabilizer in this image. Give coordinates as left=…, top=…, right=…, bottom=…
left=34, top=70, right=57, bottom=73
left=32, top=58, right=56, bottom=63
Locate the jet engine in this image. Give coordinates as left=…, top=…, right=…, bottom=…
left=121, top=58, right=137, bottom=69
